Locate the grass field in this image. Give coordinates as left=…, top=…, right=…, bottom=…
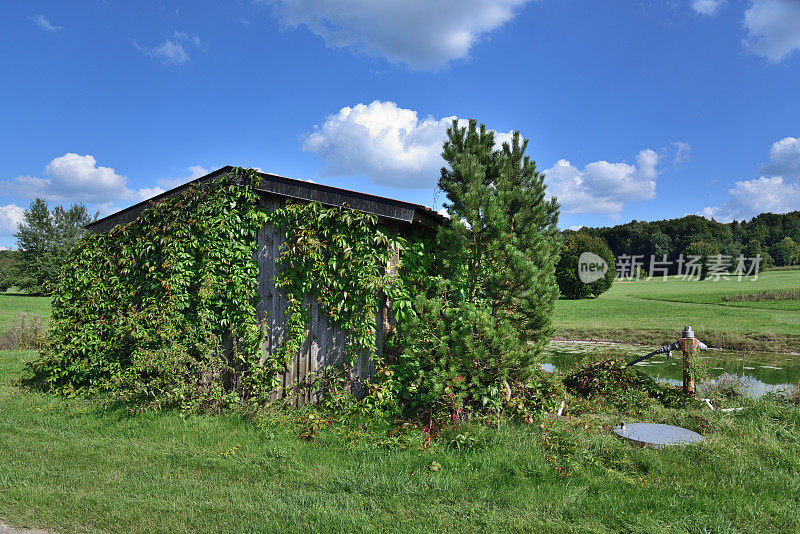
left=1, top=275, right=800, bottom=531
left=553, top=270, right=800, bottom=352
left=0, top=294, right=50, bottom=331
left=0, top=349, right=799, bottom=533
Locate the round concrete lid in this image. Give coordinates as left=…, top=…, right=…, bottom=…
left=613, top=423, right=704, bottom=449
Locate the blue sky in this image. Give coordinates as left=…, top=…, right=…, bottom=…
left=1, top=0, right=800, bottom=248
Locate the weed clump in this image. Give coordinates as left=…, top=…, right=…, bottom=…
left=701, top=372, right=749, bottom=399
left=563, top=356, right=687, bottom=409
left=784, top=382, right=800, bottom=404
left=0, top=313, right=46, bottom=350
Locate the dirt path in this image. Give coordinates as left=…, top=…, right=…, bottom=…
left=0, top=522, right=55, bottom=534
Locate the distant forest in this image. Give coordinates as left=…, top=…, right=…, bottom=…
left=570, top=211, right=800, bottom=271
left=2, top=212, right=799, bottom=293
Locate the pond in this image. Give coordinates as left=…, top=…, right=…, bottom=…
left=543, top=341, right=800, bottom=397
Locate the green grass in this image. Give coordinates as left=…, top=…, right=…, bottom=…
left=553, top=270, right=800, bottom=352
left=2, top=285, right=800, bottom=532
left=0, top=294, right=51, bottom=331
left=1, top=350, right=799, bottom=533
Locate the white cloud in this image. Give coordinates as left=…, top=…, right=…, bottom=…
left=698, top=206, right=720, bottom=219
left=32, top=14, right=61, bottom=31
left=157, top=165, right=209, bottom=189
left=6, top=153, right=129, bottom=203
left=0, top=204, right=25, bottom=236
left=134, top=32, right=203, bottom=65
left=672, top=141, right=692, bottom=163
left=303, top=101, right=513, bottom=189
left=692, top=0, right=726, bottom=15
left=135, top=187, right=166, bottom=200
left=701, top=176, right=800, bottom=221
left=744, top=0, right=800, bottom=62
left=261, top=0, right=529, bottom=69
left=0, top=153, right=172, bottom=205
left=702, top=135, right=800, bottom=220
left=761, top=136, right=800, bottom=179
left=543, top=150, right=660, bottom=217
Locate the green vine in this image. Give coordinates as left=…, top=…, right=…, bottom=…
left=24, top=168, right=273, bottom=409
left=24, top=168, right=417, bottom=411
left=266, top=201, right=405, bottom=370
left=683, top=343, right=710, bottom=394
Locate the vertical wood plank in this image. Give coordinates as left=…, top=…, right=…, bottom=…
left=255, top=193, right=386, bottom=403
left=308, top=301, right=319, bottom=404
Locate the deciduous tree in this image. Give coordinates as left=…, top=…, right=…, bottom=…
left=13, top=198, right=94, bottom=294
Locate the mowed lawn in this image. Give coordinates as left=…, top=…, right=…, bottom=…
left=0, top=293, right=51, bottom=331
left=553, top=270, right=800, bottom=351
left=0, top=349, right=799, bottom=533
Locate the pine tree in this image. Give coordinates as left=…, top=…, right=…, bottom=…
left=436, top=119, right=561, bottom=381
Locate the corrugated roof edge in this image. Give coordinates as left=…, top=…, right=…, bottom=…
left=85, top=166, right=446, bottom=233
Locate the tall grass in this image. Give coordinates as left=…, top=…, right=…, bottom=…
left=0, top=313, right=46, bottom=350
left=721, top=289, right=800, bottom=302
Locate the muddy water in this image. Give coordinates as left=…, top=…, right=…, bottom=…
left=543, top=341, right=800, bottom=397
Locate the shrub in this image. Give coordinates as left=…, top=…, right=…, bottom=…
left=556, top=233, right=615, bottom=299
left=506, top=370, right=566, bottom=423
left=0, top=313, right=47, bottom=350
left=784, top=382, right=800, bottom=404
left=683, top=241, right=720, bottom=280
left=391, top=296, right=525, bottom=419
left=721, top=289, right=800, bottom=302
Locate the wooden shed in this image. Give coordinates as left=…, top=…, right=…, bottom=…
left=86, top=166, right=444, bottom=405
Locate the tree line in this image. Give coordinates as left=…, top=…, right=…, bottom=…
left=2, top=198, right=799, bottom=298
left=571, top=211, right=800, bottom=272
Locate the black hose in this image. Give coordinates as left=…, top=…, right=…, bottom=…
left=627, top=348, right=666, bottom=367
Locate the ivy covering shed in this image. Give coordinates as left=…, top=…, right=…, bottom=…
left=26, top=167, right=442, bottom=409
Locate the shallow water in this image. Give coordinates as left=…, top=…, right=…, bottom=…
left=543, top=341, right=800, bottom=397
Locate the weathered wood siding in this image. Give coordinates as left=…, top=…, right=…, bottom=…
left=255, top=194, right=381, bottom=406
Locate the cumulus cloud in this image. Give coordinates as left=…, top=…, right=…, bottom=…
left=692, top=0, right=726, bottom=15
left=701, top=135, right=800, bottom=221
left=543, top=150, right=660, bottom=217
left=261, top=0, right=529, bottom=69
left=0, top=204, right=25, bottom=237
left=134, top=32, right=203, bottom=65
left=303, top=101, right=513, bottom=189
left=32, top=14, right=61, bottom=31
left=157, top=165, right=209, bottom=189
left=744, top=0, right=800, bottom=62
left=1, top=153, right=168, bottom=205
left=700, top=176, right=800, bottom=221
left=761, top=136, right=800, bottom=179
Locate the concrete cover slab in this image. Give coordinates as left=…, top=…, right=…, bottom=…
left=613, top=423, right=704, bottom=449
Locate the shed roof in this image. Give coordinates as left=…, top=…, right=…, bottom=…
left=86, top=166, right=445, bottom=234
